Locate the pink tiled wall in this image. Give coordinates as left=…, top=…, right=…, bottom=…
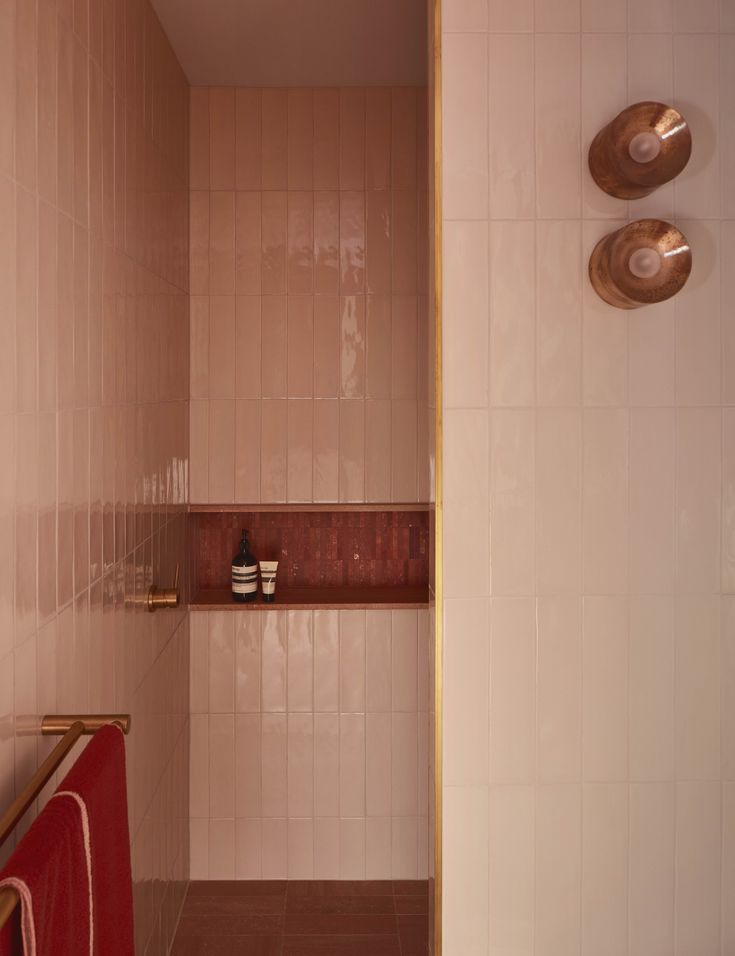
left=189, top=608, right=430, bottom=879
left=188, top=86, right=431, bottom=505
left=440, top=0, right=735, bottom=953
left=0, top=1, right=190, bottom=953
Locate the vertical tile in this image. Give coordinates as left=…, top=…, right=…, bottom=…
left=366, top=713, right=392, bottom=816
left=207, top=399, right=235, bottom=502
left=536, top=221, right=582, bottom=407
left=235, top=192, right=262, bottom=294
left=443, top=409, right=490, bottom=599
left=488, top=34, right=535, bottom=220
left=209, top=87, right=235, bottom=189
left=339, top=88, right=365, bottom=189
left=234, top=399, right=261, bottom=502
left=339, top=192, right=365, bottom=294
left=535, top=408, right=582, bottom=596
left=209, top=715, right=235, bottom=818
left=365, top=88, right=391, bottom=188
left=490, top=598, right=535, bottom=783
left=581, top=784, right=628, bottom=956
left=490, top=410, right=535, bottom=596
left=443, top=599, right=489, bottom=788
left=582, top=598, right=628, bottom=781
left=489, top=221, right=536, bottom=407
left=340, top=714, right=366, bottom=816
left=674, top=36, right=720, bottom=219
left=313, top=399, right=339, bottom=502
left=488, top=786, right=534, bottom=954
left=313, top=89, right=339, bottom=189
left=287, top=88, right=313, bottom=189
left=287, top=611, right=313, bottom=712
left=442, top=33, right=489, bottom=220
left=261, top=713, right=287, bottom=817
left=209, top=191, right=236, bottom=294
left=675, top=596, right=720, bottom=780
left=366, top=189, right=392, bottom=294
left=339, top=610, right=366, bottom=713
left=261, top=89, right=288, bottom=189
left=674, top=782, right=721, bottom=955
left=338, top=399, right=365, bottom=502
left=314, top=295, right=340, bottom=397
left=537, top=597, right=582, bottom=783
left=314, top=714, right=339, bottom=816
left=582, top=409, right=629, bottom=595
left=208, top=611, right=235, bottom=713
left=535, top=784, right=582, bottom=956
left=235, top=614, right=261, bottom=713
left=287, top=192, right=314, bottom=294
left=629, top=408, right=676, bottom=595
left=443, top=786, right=489, bottom=956
left=391, top=88, right=417, bottom=188
left=287, top=714, right=314, bottom=817
left=235, top=715, right=262, bottom=818
left=208, top=296, right=236, bottom=399
left=629, top=783, right=675, bottom=956
left=261, top=296, right=287, bottom=398
left=287, top=295, right=314, bottom=397
left=314, top=191, right=339, bottom=294
left=262, top=610, right=287, bottom=712
left=261, top=191, right=287, bottom=295
left=535, top=35, right=581, bottom=219
left=676, top=408, right=721, bottom=594
left=287, top=401, right=314, bottom=503
left=443, top=221, right=489, bottom=409
left=629, top=598, right=675, bottom=781
left=235, top=88, right=261, bottom=189
left=675, top=220, right=721, bottom=406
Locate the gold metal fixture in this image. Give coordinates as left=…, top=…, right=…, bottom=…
left=41, top=713, right=132, bottom=735
left=589, top=101, right=692, bottom=199
left=146, top=563, right=180, bottom=612
left=0, top=713, right=132, bottom=930
left=589, top=218, right=692, bottom=309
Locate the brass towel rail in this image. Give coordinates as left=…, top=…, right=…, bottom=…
left=0, top=714, right=131, bottom=931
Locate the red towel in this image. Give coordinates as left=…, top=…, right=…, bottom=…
left=0, top=725, right=135, bottom=956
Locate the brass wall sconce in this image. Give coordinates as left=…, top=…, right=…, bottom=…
left=589, top=219, right=692, bottom=309
left=589, top=101, right=692, bottom=199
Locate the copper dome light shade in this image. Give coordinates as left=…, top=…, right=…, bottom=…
left=589, top=101, right=692, bottom=199
left=589, top=219, right=692, bottom=310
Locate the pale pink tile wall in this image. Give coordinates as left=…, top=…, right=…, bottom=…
left=441, top=0, right=735, bottom=953
left=189, top=608, right=430, bottom=879
left=189, top=86, right=431, bottom=504
left=0, top=1, right=190, bottom=953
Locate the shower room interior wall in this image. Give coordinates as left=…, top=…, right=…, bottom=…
left=0, top=0, right=191, bottom=954
left=186, top=86, right=434, bottom=880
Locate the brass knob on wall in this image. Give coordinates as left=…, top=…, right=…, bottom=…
left=589, top=219, right=692, bottom=310
left=589, top=101, right=691, bottom=199
left=146, top=563, right=180, bottom=612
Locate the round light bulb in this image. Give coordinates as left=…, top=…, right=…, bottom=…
left=628, top=131, right=661, bottom=164
left=628, top=247, right=662, bottom=279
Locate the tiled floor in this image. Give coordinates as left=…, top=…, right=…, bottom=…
left=171, top=880, right=428, bottom=955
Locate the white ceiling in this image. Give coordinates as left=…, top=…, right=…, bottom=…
left=151, top=0, right=427, bottom=87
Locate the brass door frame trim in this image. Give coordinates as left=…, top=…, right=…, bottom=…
left=431, top=0, right=443, bottom=952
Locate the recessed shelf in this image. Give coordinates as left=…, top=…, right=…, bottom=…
left=189, top=503, right=431, bottom=514
left=190, top=586, right=431, bottom=611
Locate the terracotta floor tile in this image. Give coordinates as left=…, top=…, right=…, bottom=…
left=286, top=896, right=395, bottom=916
left=171, top=936, right=282, bottom=956
left=176, top=913, right=283, bottom=937
left=397, top=915, right=428, bottom=937
left=392, top=881, right=428, bottom=897
left=393, top=896, right=427, bottom=915
left=184, top=895, right=285, bottom=916
left=281, top=936, right=401, bottom=956
left=287, top=880, right=394, bottom=897
left=188, top=880, right=287, bottom=897
left=283, top=913, right=398, bottom=936
left=397, top=936, right=428, bottom=956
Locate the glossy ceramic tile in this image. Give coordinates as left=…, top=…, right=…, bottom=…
left=441, top=6, right=732, bottom=953
left=2, top=2, right=190, bottom=952
left=190, top=86, right=429, bottom=505
left=189, top=609, right=430, bottom=880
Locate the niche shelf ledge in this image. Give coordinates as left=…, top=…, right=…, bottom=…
left=190, top=585, right=431, bottom=611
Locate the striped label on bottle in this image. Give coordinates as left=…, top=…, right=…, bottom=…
left=232, top=563, right=258, bottom=595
